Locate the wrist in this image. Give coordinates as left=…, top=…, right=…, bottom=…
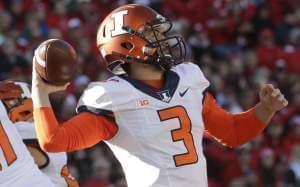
left=258, top=101, right=276, bottom=114
left=254, top=102, right=276, bottom=124
left=31, top=88, right=52, bottom=108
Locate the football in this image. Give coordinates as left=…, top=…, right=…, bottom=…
left=34, top=39, right=77, bottom=86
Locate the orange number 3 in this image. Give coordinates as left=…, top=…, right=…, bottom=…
left=158, top=106, right=198, bottom=167
left=0, top=121, right=17, bottom=170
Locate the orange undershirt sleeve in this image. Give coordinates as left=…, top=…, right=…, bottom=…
left=203, top=93, right=267, bottom=147
left=34, top=107, right=118, bottom=152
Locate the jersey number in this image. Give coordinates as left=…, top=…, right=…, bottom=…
left=0, top=121, right=17, bottom=170
left=158, top=106, right=198, bottom=167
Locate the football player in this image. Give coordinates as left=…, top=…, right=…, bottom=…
left=0, top=81, right=78, bottom=187
left=0, top=81, right=54, bottom=187
left=31, top=4, right=288, bottom=187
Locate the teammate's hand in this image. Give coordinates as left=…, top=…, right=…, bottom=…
left=259, top=84, right=288, bottom=113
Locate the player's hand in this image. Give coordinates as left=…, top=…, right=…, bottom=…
left=258, top=84, right=288, bottom=113
left=32, top=55, right=69, bottom=95
left=31, top=55, right=69, bottom=108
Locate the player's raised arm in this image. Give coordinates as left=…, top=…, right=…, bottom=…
left=203, top=84, right=288, bottom=147
left=31, top=55, right=118, bottom=153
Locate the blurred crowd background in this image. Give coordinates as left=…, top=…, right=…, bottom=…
left=1, top=0, right=300, bottom=186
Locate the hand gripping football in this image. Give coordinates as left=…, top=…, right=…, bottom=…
left=34, top=39, right=77, bottom=86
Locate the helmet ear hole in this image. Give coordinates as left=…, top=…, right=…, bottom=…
left=121, top=42, right=133, bottom=50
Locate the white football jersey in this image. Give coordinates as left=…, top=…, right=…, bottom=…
left=15, top=121, right=76, bottom=187
left=77, top=63, right=210, bottom=187
left=0, top=101, right=54, bottom=187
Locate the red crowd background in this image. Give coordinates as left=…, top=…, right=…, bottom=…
left=0, top=0, right=300, bottom=187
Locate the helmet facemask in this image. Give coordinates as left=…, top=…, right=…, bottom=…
left=116, top=17, right=186, bottom=71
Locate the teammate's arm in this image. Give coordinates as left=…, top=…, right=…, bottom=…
left=26, top=144, right=49, bottom=168
left=203, top=84, right=288, bottom=147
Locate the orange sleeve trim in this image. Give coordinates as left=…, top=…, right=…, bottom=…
left=34, top=107, right=118, bottom=152
left=203, top=93, right=266, bottom=147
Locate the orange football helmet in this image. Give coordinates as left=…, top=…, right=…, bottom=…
left=97, top=4, right=186, bottom=74
left=0, top=81, right=33, bottom=123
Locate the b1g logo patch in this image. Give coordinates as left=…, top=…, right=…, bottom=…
left=138, top=99, right=150, bottom=106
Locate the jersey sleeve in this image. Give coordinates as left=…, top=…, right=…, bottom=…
left=203, top=93, right=267, bottom=147
left=188, top=63, right=210, bottom=88
left=34, top=107, right=118, bottom=152
left=174, top=63, right=210, bottom=90
left=76, top=82, right=113, bottom=116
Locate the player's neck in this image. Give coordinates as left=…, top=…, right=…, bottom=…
left=142, top=79, right=163, bottom=89
left=128, top=63, right=165, bottom=89
left=128, top=63, right=164, bottom=81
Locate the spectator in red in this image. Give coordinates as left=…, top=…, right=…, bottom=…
left=256, top=148, right=280, bottom=187
left=284, top=144, right=300, bottom=186
left=283, top=115, right=300, bottom=156
left=262, top=115, right=286, bottom=159
left=0, top=37, right=29, bottom=79
left=256, top=28, right=284, bottom=69
left=46, top=1, right=70, bottom=35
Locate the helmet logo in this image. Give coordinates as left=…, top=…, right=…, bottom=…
left=111, top=10, right=128, bottom=37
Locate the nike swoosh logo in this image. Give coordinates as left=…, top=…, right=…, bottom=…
left=179, top=88, right=189, bottom=97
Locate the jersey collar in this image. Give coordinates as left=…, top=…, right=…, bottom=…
left=119, top=70, right=180, bottom=103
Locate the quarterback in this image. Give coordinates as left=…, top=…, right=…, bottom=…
left=31, top=4, right=288, bottom=187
